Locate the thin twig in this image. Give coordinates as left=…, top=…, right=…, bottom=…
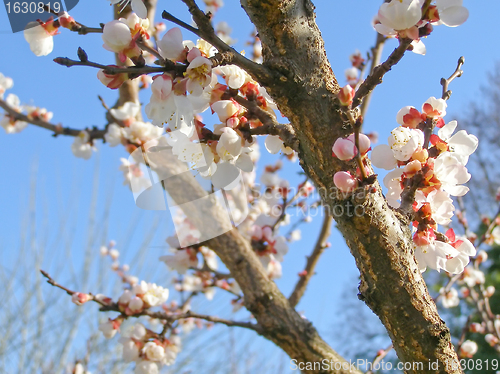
left=53, top=57, right=166, bottom=74
left=455, top=315, right=472, bottom=354
left=345, top=110, right=368, bottom=180
left=352, top=38, right=412, bottom=108
left=476, top=204, right=500, bottom=248
left=232, top=95, right=299, bottom=151
left=434, top=273, right=461, bottom=303
left=359, top=33, right=386, bottom=118
left=42, top=4, right=103, bottom=35
left=440, top=56, right=465, bottom=101
left=366, top=344, right=393, bottom=374
left=272, top=178, right=309, bottom=231
left=0, top=99, right=106, bottom=139
left=288, top=213, right=332, bottom=308
left=136, top=40, right=166, bottom=65
left=41, top=270, right=263, bottom=334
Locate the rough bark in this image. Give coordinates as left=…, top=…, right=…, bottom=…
left=239, top=0, right=462, bottom=373
left=142, top=145, right=361, bottom=374
left=115, top=5, right=361, bottom=372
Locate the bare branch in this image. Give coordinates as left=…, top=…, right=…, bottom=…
left=352, top=38, right=412, bottom=109
left=359, top=33, right=386, bottom=118
left=169, top=311, right=263, bottom=334
left=53, top=56, right=167, bottom=75
left=288, top=213, right=332, bottom=308
left=366, top=345, right=393, bottom=374
left=441, top=56, right=465, bottom=101
left=0, top=98, right=106, bottom=139
left=41, top=270, right=263, bottom=333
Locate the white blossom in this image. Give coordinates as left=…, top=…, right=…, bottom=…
left=134, top=360, right=159, bottom=374
left=71, top=131, right=95, bottom=160
left=24, top=22, right=55, bottom=56
left=374, top=0, right=423, bottom=39
left=142, top=342, right=165, bottom=362
left=439, top=287, right=459, bottom=308
left=0, top=73, right=13, bottom=98
left=434, top=0, right=469, bottom=27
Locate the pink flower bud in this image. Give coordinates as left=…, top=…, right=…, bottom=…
left=155, top=22, right=166, bottom=33
left=347, top=133, right=371, bottom=155
left=333, top=171, right=357, bottom=193
left=337, top=85, right=355, bottom=106
left=226, top=117, right=239, bottom=128
left=95, top=294, right=113, bottom=306
left=460, top=286, right=469, bottom=298
left=58, top=12, right=77, bottom=29
left=262, top=226, right=273, bottom=242
left=332, top=137, right=357, bottom=161
left=404, top=160, right=422, bottom=173
left=71, top=292, right=92, bottom=306
left=211, top=99, right=240, bottom=123
left=469, top=322, right=483, bottom=333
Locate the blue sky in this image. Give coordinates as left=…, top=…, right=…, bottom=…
left=1, top=1, right=499, bottom=372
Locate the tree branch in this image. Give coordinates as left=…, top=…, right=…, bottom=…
left=240, top=0, right=462, bottom=372
left=53, top=56, right=167, bottom=75
left=359, top=33, right=386, bottom=118
left=40, top=270, right=262, bottom=333
left=162, top=0, right=274, bottom=84
left=232, top=95, right=299, bottom=151
left=0, top=98, right=106, bottom=139
left=441, top=56, right=465, bottom=101
left=352, top=38, right=412, bottom=109
left=288, top=213, right=332, bottom=308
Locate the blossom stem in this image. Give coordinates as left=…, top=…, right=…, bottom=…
left=345, top=110, right=368, bottom=180
left=136, top=40, right=165, bottom=65
left=42, top=4, right=103, bottom=34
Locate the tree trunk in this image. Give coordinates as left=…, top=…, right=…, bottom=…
left=240, top=0, right=462, bottom=373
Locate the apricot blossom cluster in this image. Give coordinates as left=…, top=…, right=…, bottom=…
left=371, top=97, right=478, bottom=274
